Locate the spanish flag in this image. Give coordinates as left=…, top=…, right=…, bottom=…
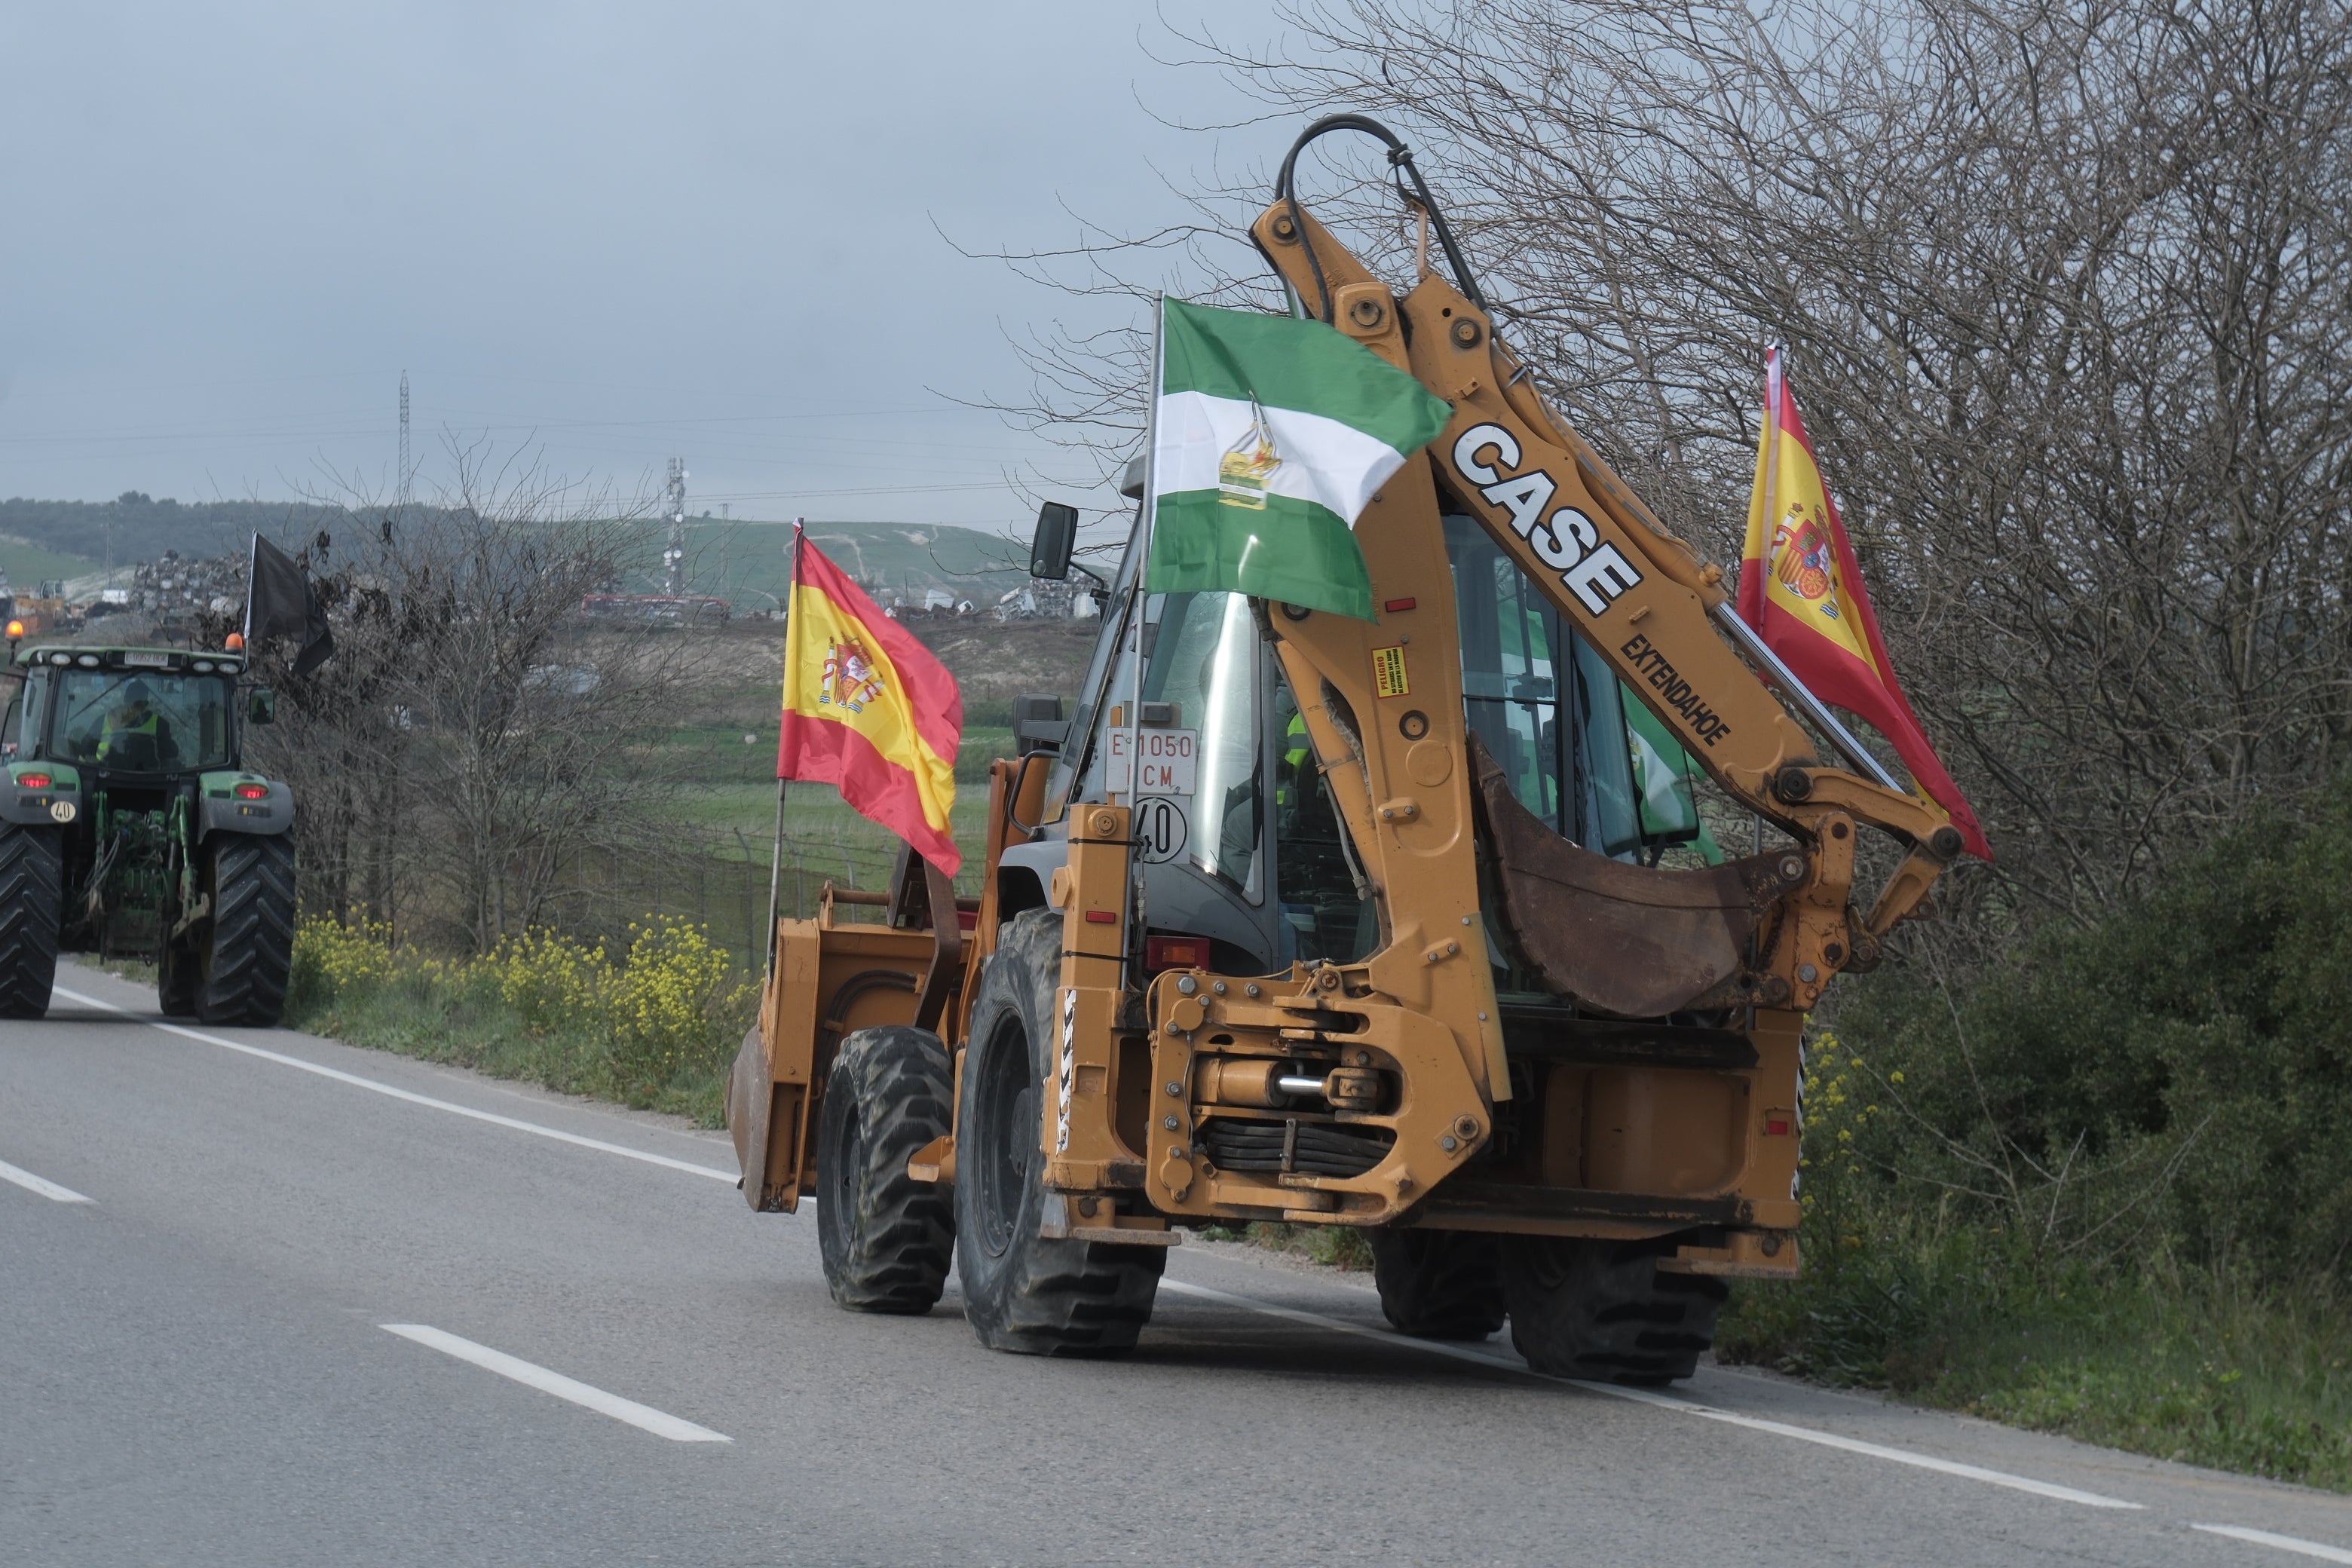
left=777, top=528, right=963, bottom=875
left=1740, top=349, right=1990, bottom=860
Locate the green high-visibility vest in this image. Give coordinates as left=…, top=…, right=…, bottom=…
left=98, top=709, right=159, bottom=760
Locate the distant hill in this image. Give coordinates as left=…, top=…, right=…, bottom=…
left=660, top=519, right=1034, bottom=609
left=0, top=497, right=1037, bottom=610
left=0, top=495, right=325, bottom=571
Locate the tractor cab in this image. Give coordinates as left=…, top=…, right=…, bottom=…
left=1013, top=473, right=1712, bottom=984
left=26, top=650, right=241, bottom=770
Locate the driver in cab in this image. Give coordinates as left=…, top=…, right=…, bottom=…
left=96, top=680, right=176, bottom=769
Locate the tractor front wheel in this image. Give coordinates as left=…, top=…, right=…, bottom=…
left=954, top=908, right=1163, bottom=1355
left=195, top=835, right=296, bottom=1027
left=816, top=1024, right=957, bottom=1313
left=0, top=822, right=61, bottom=1020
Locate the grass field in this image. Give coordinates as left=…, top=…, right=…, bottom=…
left=0, top=535, right=101, bottom=594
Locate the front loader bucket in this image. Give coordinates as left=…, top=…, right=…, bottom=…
left=727, top=860, right=972, bottom=1212
left=1468, top=734, right=1804, bottom=1018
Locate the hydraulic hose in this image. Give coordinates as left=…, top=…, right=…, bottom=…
left=1272, top=113, right=1487, bottom=323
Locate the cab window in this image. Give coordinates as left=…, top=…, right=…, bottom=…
left=1079, top=590, right=1263, bottom=902
left=1446, top=513, right=1643, bottom=856
left=1271, top=670, right=1377, bottom=963
left=51, top=670, right=232, bottom=772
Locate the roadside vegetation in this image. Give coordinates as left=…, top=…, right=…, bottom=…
left=283, top=916, right=755, bottom=1128
left=1720, top=779, right=2352, bottom=1491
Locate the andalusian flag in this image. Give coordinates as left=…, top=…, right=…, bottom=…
left=1145, top=297, right=1453, bottom=620
left=777, top=529, right=963, bottom=875
left=1739, top=349, right=1989, bottom=860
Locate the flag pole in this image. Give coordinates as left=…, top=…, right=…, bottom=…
left=1755, top=348, right=1778, bottom=856
left=1123, top=295, right=1165, bottom=988
left=763, top=525, right=801, bottom=979
left=1760, top=345, right=1783, bottom=571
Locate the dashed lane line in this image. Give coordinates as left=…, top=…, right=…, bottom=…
left=0, top=1156, right=93, bottom=1204
left=2194, top=1524, right=2352, bottom=1563
left=51, top=987, right=739, bottom=1185
left=1160, top=1278, right=2142, bottom=1511
left=381, top=1324, right=730, bottom=1442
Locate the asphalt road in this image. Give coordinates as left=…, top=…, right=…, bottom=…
left=6, top=966, right=2351, bottom=1567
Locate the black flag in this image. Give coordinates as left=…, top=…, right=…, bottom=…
left=244, top=533, right=335, bottom=676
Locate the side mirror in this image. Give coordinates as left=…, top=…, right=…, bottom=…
left=1012, top=692, right=1067, bottom=757
left=1030, top=501, right=1079, bottom=581
left=247, top=688, right=277, bottom=726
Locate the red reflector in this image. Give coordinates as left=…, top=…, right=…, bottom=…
left=1145, top=935, right=1206, bottom=972
left=1083, top=910, right=1118, bottom=924
left=1766, top=1119, right=1791, bottom=1136
left=233, top=782, right=269, bottom=800
left=1384, top=597, right=1417, bottom=613
left=16, top=772, right=50, bottom=789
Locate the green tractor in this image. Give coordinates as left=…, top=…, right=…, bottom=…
left=0, top=642, right=296, bottom=1024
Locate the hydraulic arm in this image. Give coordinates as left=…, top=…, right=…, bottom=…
left=1247, top=116, right=1964, bottom=1026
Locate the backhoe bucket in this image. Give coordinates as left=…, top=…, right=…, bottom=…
left=1468, top=735, right=1805, bottom=1018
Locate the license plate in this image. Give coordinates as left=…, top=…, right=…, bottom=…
left=121, top=651, right=170, bottom=668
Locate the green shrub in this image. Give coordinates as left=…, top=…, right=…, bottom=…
left=286, top=915, right=755, bottom=1124
left=1721, top=771, right=2352, bottom=1488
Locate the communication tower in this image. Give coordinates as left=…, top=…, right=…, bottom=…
left=398, top=370, right=412, bottom=510
left=664, top=458, right=688, bottom=594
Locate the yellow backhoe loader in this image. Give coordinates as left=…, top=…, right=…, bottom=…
left=727, top=115, right=1965, bottom=1382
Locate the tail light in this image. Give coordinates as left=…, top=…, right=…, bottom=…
left=1145, top=935, right=1208, bottom=972
left=16, top=771, right=50, bottom=789
left=233, top=782, right=269, bottom=800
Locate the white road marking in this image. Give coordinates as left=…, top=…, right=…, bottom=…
left=1162, top=1278, right=2142, bottom=1511
left=0, top=1156, right=93, bottom=1204
left=41, top=978, right=2188, bottom=1514
left=52, top=987, right=738, bottom=1184
left=2195, top=1524, right=2352, bottom=1563
left=381, top=1324, right=730, bottom=1442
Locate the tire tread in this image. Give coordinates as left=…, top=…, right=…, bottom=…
left=818, top=1024, right=957, bottom=1314
left=955, top=908, right=1163, bottom=1356
left=1502, top=1236, right=1729, bottom=1384
left=0, top=824, right=60, bottom=1020
left=198, top=835, right=296, bottom=1027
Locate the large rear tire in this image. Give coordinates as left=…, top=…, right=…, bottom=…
left=1370, top=1229, right=1507, bottom=1340
left=817, top=1024, right=957, bottom=1313
left=195, top=835, right=296, bottom=1027
left=954, top=908, right=1163, bottom=1355
left=1500, top=1236, right=1729, bottom=1385
left=0, top=822, right=60, bottom=1020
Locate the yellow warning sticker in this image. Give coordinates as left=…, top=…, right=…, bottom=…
left=1371, top=645, right=1410, bottom=698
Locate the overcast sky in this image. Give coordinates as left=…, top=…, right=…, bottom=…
left=0, top=3, right=1298, bottom=533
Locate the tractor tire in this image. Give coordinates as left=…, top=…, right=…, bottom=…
left=1499, top=1236, right=1729, bottom=1385
left=1370, top=1228, right=1507, bottom=1340
left=816, top=1024, right=957, bottom=1313
left=195, top=835, right=296, bottom=1027
left=0, top=822, right=61, bottom=1020
left=954, top=907, right=1163, bottom=1355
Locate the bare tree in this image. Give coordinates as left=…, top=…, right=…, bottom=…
left=237, top=440, right=723, bottom=950
left=980, top=0, right=2352, bottom=945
